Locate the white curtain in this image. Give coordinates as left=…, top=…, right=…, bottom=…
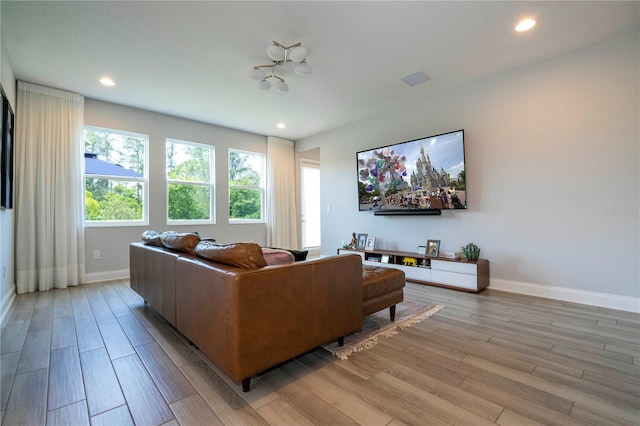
left=15, top=81, right=85, bottom=294
left=266, top=136, right=299, bottom=249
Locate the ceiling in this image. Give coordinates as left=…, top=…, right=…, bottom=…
left=2, top=1, right=638, bottom=140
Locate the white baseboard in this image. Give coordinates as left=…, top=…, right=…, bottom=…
left=84, top=269, right=129, bottom=284
left=490, top=278, right=640, bottom=313
left=1, top=286, right=16, bottom=325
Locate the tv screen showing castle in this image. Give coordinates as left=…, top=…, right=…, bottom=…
left=357, top=130, right=466, bottom=211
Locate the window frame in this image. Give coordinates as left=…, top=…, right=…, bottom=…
left=228, top=148, right=266, bottom=224
left=166, top=138, right=216, bottom=226
left=83, top=125, right=149, bottom=228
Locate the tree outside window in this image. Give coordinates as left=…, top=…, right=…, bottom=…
left=229, top=150, right=264, bottom=222
left=166, top=139, right=214, bottom=223
left=84, top=126, right=147, bottom=226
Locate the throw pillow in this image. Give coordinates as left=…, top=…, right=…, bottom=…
left=266, top=247, right=309, bottom=262
left=288, top=249, right=309, bottom=262
left=160, top=232, right=201, bottom=256
left=261, top=248, right=295, bottom=265
left=141, top=230, right=165, bottom=247
left=195, top=241, right=267, bottom=268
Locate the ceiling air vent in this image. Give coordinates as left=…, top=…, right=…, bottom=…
left=401, top=71, right=430, bottom=87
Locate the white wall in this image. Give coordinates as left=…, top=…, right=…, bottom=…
left=297, top=32, right=639, bottom=306
left=0, top=35, right=16, bottom=320
left=84, top=99, right=268, bottom=278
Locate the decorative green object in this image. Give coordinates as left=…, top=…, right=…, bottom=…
left=463, top=243, right=480, bottom=261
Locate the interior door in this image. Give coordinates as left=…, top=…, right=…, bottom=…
left=301, top=160, right=321, bottom=250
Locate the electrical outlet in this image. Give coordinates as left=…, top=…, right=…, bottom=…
left=93, top=250, right=101, bottom=260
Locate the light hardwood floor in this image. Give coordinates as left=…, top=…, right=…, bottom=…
left=1, top=279, right=638, bottom=425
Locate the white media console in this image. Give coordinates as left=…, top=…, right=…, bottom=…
left=338, top=248, right=489, bottom=292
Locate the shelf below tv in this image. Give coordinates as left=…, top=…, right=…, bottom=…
left=337, top=248, right=489, bottom=292
left=373, top=209, right=442, bottom=216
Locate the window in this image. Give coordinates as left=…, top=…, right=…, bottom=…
left=229, top=149, right=265, bottom=222
left=166, top=139, right=214, bottom=224
left=84, top=126, right=148, bottom=226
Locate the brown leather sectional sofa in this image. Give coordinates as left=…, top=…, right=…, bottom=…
left=129, top=241, right=363, bottom=392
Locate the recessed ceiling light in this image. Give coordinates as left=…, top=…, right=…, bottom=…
left=276, top=123, right=286, bottom=129
left=99, top=77, right=115, bottom=86
left=515, top=18, right=536, bottom=32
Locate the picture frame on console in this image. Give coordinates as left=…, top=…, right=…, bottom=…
left=426, top=239, right=440, bottom=257
left=357, top=233, right=368, bottom=249
left=365, top=236, right=376, bottom=251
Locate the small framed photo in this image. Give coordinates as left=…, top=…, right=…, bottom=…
left=365, top=236, right=376, bottom=251
left=357, top=233, right=368, bottom=249
left=381, top=254, right=390, bottom=263
left=426, top=239, right=440, bottom=257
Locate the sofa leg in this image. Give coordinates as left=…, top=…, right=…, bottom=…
left=337, top=337, right=344, bottom=347
left=242, top=378, right=250, bottom=392
left=390, top=305, right=396, bottom=321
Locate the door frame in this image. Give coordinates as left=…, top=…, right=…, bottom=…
left=299, top=158, right=321, bottom=256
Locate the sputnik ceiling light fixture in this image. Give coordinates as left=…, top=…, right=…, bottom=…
left=248, top=41, right=312, bottom=93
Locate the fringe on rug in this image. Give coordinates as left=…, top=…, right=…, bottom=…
left=397, top=304, right=445, bottom=330
left=332, top=304, right=445, bottom=360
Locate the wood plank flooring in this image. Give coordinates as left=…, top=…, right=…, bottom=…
left=1, top=279, right=638, bottom=425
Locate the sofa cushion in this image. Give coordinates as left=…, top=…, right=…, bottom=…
left=262, top=248, right=295, bottom=265
left=160, top=232, right=201, bottom=255
left=195, top=241, right=267, bottom=268
left=362, top=265, right=405, bottom=300
left=141, top=230, right=165, bottom=247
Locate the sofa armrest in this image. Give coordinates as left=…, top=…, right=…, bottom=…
left=129, top=242, right=180, bottom=326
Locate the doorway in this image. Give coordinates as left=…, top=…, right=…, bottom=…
left=300, top=159, right=321, bottom=253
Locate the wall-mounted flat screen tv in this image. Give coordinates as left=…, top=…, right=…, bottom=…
left=357, top=129, right=466, bottom=214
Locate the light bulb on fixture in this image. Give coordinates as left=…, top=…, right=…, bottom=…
left=248, top=68, right=265, bottom=80
left=275, top=80, right=289, bottom=93
left=294, top=61, right=312, bottom=77
left=258, top=80, right=271, bottom=91
left=248, top=40, right=311, bottom=93
left=288, top=46, right=307, bottom=62
left=267, top=44, right=285, bottom=61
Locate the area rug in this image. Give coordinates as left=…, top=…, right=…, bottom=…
left=323, top=301, right=445, bottom=360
